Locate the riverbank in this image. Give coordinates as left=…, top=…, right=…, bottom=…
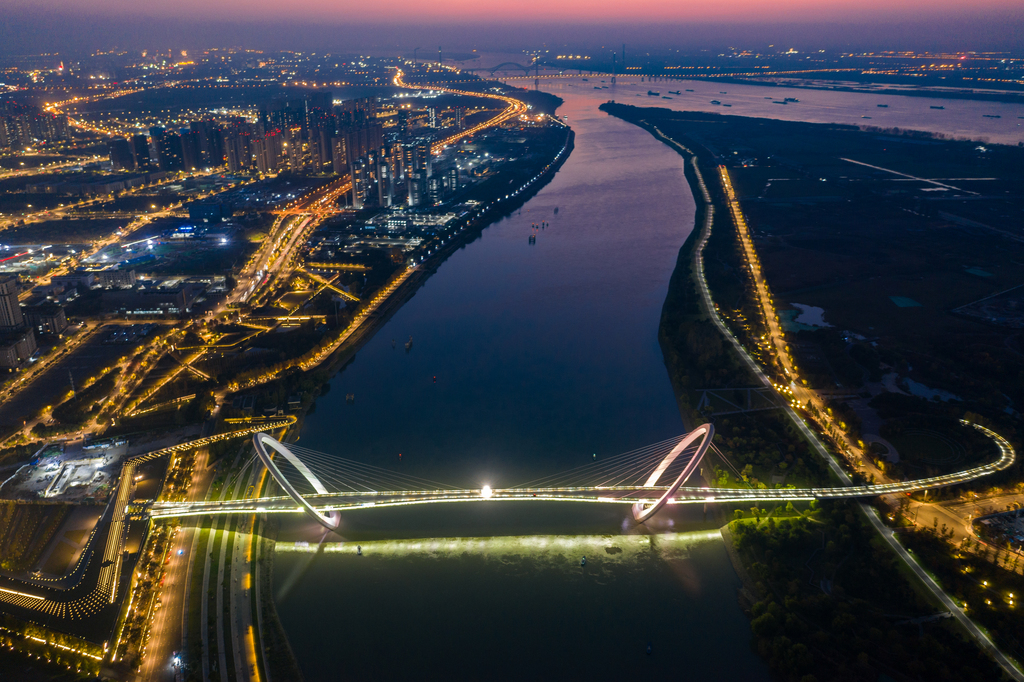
left=601, top=101, right=1024, bottom=681
left=299, top=126, right=577, bottom=403
left=600, top=102, right=833, bottom=492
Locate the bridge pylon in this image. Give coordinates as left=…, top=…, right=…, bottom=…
left=632, top=424, right=715, bottom=523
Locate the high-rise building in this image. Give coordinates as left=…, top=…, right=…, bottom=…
left=262, top=98, right=306, bottom=131
left=190, top=120, right=224, bottom=166
left=331, top=137, right=348, bottom=176
left=285, top=125, right=305, bottom=169
left=180, top=130, right=202, bottom=171
left=427, top=107, right=438, bottom=129
left=402, top=143, right=431, bottom=207
left=377, top=159, right=392, bottom=207
left=151, top=127, right=184, bottom=171
left=109, top=138, right=135, bottom=171
left=337, top=97, right=377, bottom=128
left=9, top=115, right=33, bottom=148
left=0, top=276, right=25, bottom=332
left=252, top=130, right=285, bottom=175
left=205, top=125, right=226, bottom=167
left=350, top=158, right=368, bottom=209
left=0, top=275, right=35, bottom=368
left=223, top=126, right=252, bottom=172
left=427, top=175, right=443, bottom=205
left=131, top=134, right=154, bottom=170
left=305, top=92, right=335, bottom=136
left=0, top=332, right=36, bottom=368
left=341, top=123, right=383, bottom=166
left=311, top=127, right=333, bottom=169
left=397, top=109, right=409, bottom=138
left=454, top=107, right=465, bottom=131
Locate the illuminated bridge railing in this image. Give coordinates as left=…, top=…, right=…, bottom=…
left=149, top=421, right=1015, bottom=523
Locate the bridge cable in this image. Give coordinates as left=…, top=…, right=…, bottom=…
left=515, top=440, right=677, bottom=489
left=511, top=435, right=686, bottom=489
left=287, top=447, right=458, bottom=490
left=282, top=445, right=460, bottom=491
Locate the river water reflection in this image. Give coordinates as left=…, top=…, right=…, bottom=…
left=273, top=88, right=778, bottom=679
left=295, top=87, right=697, bottom=486
left=274, top=531, right=768, bottom=681
left=521, top=76, right=1024, bottom=145
left=273, top=77, right=1024, bottom=680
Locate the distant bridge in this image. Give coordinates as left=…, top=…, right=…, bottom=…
left=464, top=62, right=535, bottom=75
left=151, top=420, right=1015, bottom=532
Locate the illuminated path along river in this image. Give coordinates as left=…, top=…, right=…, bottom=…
left=267, top=86, right=1015, bottom=680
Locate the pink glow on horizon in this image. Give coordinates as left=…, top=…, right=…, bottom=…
left=8, top=0, right=1024, bottom=23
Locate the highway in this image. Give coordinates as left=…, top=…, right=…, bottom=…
left=231, top=177, right=350, bottom=306
left=138, top=448, right=211, bottom=682
left=392, top=68, right=530, bottom=153
left=718, top=165, right=870, bottom=471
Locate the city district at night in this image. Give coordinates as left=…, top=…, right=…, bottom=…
left=1, top=5, right=1024, bottom=681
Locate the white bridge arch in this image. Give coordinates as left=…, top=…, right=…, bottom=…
left=150, top=421, right=1017, bottom=532
left=632, top=423, right=714, bottom=523
left=253, top=433, right=340, bottom=530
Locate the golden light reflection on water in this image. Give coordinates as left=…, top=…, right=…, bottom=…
left=276, top=530, right=722, bottom=562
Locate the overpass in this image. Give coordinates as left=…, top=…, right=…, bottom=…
left=150, top=420, right=1016, bottom=532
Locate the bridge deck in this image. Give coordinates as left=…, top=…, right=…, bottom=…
left=150, top=421, right=1013, bottom=519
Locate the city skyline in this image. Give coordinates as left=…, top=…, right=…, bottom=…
left=0, top=5, right=1023, bottom=680
left=2, top=13, right=1023, bottom=56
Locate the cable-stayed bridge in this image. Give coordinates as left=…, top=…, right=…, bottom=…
left=0, top=419, right=1014, bottom=625
left=151, top=420, right=1016, bottom=532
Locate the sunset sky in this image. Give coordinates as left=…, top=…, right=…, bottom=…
left=2, top=0, right=1022, bottom=54
left=6, top=0, right=1023, bottom=23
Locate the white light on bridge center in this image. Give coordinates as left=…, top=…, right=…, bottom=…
left=481, top=485, right=493, bottom=499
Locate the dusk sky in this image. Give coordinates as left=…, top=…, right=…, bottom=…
left=2, top=1, right=1023, bottom=54
left=5, top=0, right=1023, bottom=23
left=8, top=0, right=1024, bottom=23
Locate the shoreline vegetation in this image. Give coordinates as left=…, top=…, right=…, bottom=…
left=600, top=101, right=1023, bottom=681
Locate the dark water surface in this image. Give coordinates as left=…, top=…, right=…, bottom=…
left=274, top=532, right=767, bottom=681
left=295, top=90, right=695, bottom=486
left=273, top=91, right=772, bottom=680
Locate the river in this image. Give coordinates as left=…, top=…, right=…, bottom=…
left=271, top=74, right=1024, bottom=680
left=527, top=75, right=1024, bottom=146
left=271, top=83, right=777, bottom=680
